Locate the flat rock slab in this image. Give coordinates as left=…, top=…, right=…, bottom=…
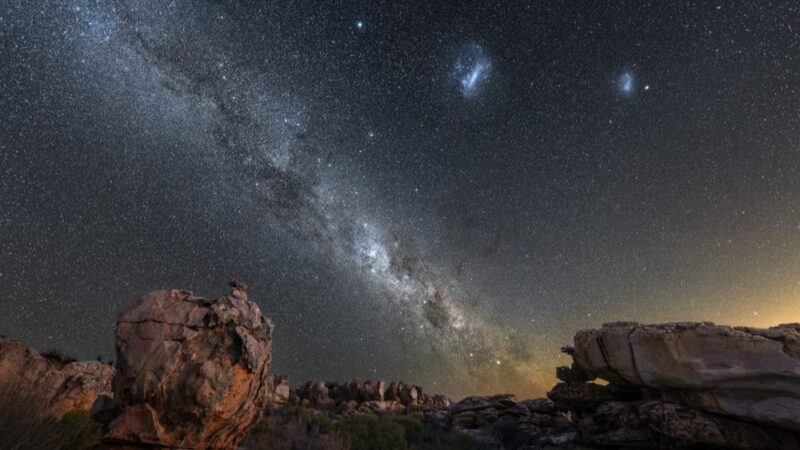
left=573, top=321, right=800, bottom=431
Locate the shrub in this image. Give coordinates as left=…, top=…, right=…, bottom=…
left=336, top=414, right=408, bottom=450
left=57, top=411, right=104, bottom=450
left=40, top=348, right=78, bottom=365
left=244, top=407, right=489, bottom=450
left=242, top=410, right=348, bottom=450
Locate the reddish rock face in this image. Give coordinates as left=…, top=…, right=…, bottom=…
left=105, top=285, right=273, bottom=450
left=0, top=334, right=114, bottom=418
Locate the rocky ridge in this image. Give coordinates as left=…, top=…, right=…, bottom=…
left=0, top=333, right=113, bottom=418
left=265, top=322, right=800, bottom=449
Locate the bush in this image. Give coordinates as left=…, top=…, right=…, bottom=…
left=0, top=384, right=102, bottom=450
left=40, top=348, right=78, bottom=365
left=244, top=407, right=489, bottom=450
left=57, top=411, right=104, bottom=450
left=335, top=413, right=490, bottom=450
left=242, top=409, right=348, bottom=450
left=336, top=414, right=408, bottom=450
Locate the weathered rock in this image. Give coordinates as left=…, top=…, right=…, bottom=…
left=640, top=400, right=800, bottom=450
left=307, top=381, right=330, bottom=407
left=290, top=378, right=447, bottom=416
left=445, top=392, right=582, bottom=448
left=573, top=321, right=800, bottom=432
left=432, top=393, right=451, bottom=408
left=384, top=381, right=422, bottom=406
left=547, top=382, right=613, bottom=410
left=105, top=284, right=273, bottom=450
left=52, top=361, right=115, bottom=417
left=268, top=374, right=290, bottom=405
left=520, top=397, right=555, bottom=415
left=362, top=379, right=385, bottom=401
left=0, top=334, right=114, bottom=418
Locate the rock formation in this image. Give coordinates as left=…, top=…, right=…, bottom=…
left=449, top=394, right=575, bottom=448
left=572, top=321, right=800, bottom=431
left=289, top=378, right=443, bottom=415
left=268, top=374, right=291, bottom=405
left=0, top=333, right=113, bottom=418
left=104, top=282, right=273, bottom=450
left=549, top=321, right=800, bottom=449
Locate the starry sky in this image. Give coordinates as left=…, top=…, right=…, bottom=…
left=2, top=1, right=800, bottom=398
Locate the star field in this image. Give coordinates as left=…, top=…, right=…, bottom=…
left=2, top=1, right=800, bottom=398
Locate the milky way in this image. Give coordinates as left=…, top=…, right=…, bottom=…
left=2, top=1, right=800, bottom=398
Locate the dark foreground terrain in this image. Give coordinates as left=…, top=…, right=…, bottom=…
left=1, top=283, right=799, bottom=449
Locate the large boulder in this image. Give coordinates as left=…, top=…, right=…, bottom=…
left=105, top=282, right=273, bottom=449
left=573, top=322, right=800, bottom=432
left=0, top=334, right=113, bottom=418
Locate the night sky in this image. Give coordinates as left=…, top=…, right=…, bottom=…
left=2, top=1, right=800, bottom=398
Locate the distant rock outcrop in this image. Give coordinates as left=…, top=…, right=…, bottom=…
left=289, top=378, right=447, bottom=415
left=104, top=283, right=273, bottom=450
left=0, top=334, right=113, bottom=418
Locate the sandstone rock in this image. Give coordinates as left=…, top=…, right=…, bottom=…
left=307, top=381, right=330, bottom=407
left=0, top=334, right=113, bottom=418
left=106, top=285, right=273, bottom=450
left=573, top=321, right=800, bottom=432
left=356, top=400, right=405, bottom=414
left=385, top=381, right=421, bottom=406
left=432, top=393, right=451, bottom=408
left=639, top=400, right=800, bottom=450
left=268, top=374, right=290, bottom=405
left=339, top=399, right=358, bottom=414
left=362, top=379, right=385, bottom=401
left=547, top=382, right=613, bottom=410
left=400, top=384, right=420, bottom=406
left=51, top=360, right=115, bottom=417
left=520, top=397, right=555, bottom=415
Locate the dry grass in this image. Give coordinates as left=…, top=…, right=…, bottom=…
left=0, top=383, right=102, bottom=450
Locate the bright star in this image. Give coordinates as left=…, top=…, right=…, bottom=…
left=355, top=21, right=364, bottom=30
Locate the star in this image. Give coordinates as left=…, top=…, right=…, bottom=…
left=355, top=21, right=364, bottom=31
